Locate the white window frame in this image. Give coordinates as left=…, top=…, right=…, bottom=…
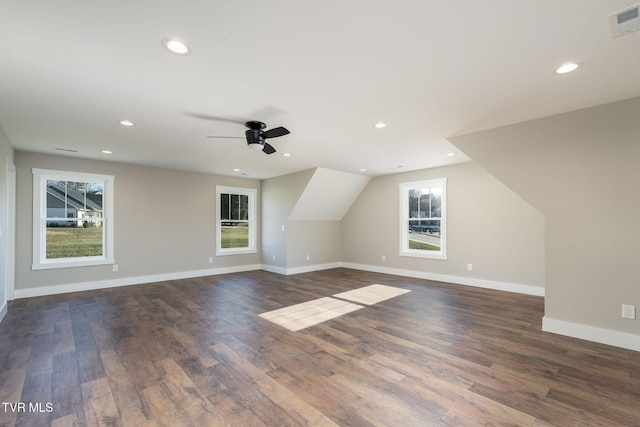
left=216, top=186, right=257, bottom=256
left=32, top=168, right=115, bottom=270
left=399, top=178, right=447, bottom=260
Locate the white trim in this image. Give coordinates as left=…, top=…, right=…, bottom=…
left=4, top=158, right=16, bottom=301
left=260, top=264, right=288, bottom=275
left=260, top=262, right=342, bottom=276
left=215, top=186, right=257, bottom=256
left=0, top=301, right=7, bottom=324
left=15, top=261, right=544, bottom=300
left=543, top=316, right=640, bottom=352
left=14, top=264, right=262, bottom=299
left=32, top=168, right=115, bottom=269
left=340, top=262, right=545, bottom=296
left=399, top=178, right=447, bottom=260
left=285, top=262, right=342, bottom=275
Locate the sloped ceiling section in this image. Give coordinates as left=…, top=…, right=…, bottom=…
left=288, top=168, right=370, bottom=221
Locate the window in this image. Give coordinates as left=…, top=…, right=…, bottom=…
left=399, top=178, right=447, bottom=259
left=32, top=169, right=114, bottom=269
left=216, top=186, right=257, bottom=255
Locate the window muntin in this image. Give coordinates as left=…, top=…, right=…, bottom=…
left=33, top=169, right=114, bottom=269
left=399, top=178, right=447, bottom=259
left=216, top=186, right=256, bottom=255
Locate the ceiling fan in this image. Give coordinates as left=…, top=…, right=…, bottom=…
left=207, top=121, right=290, bottom=154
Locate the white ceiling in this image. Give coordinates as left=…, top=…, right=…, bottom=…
left=1, top=1, right=639, bottom=179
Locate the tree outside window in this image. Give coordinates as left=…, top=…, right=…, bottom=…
left=216, top=186, right=256, bottom=255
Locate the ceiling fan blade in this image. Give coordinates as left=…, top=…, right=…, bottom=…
left=184, top=112, right=246, bottom=125
left=206, top=136, right=244, bottom=139
left=262, top=142, right=276, bottom=154
left=262, top=127, right=290, bottom=139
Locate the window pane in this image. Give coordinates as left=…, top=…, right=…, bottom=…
left=220, top=193, right=249, bottom=221
left=44, top=179, right=105, bottom=258
left=220, top=222, right=249, bottom=249
left=408, top=187, right=441, bottom=219
left=216, top=186, right=256, bottom=255
left=46, top=224, right=104, bottom=258
left=46, top=179, right=103, bottom=218
left=34, top=169, right=114, bottom=269
left=407, top=219, right=441, bottom=251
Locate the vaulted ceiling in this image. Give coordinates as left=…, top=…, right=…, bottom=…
left=1, top=1, right=639, bottom=179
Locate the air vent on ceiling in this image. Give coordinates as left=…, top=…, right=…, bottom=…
left=609, top=4, right=640, bottom=38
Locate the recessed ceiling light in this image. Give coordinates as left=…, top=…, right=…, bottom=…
left=374, top=122, right=386, bottom=129
left=446, top=152, right=456, bottom=157
left=555, top=62, right=580, bottom=74
left=119, top=120, right=134, bottom=127
left=162, top=38, right=191, bottom=55
left=101, top=150, right=112, bottom=154
left=359, top=168, right=367, bottom=172
left=233, top=168, right=241, bottom=172
left=282, top=153, right=292, bottom=157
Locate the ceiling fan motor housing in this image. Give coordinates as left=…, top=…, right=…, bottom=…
left=245, top=122, right=265, bottom=150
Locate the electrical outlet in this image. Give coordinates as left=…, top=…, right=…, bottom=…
left=208, top=257, right=213, bottom=263
left=272, top=254, right=276, bottom=261
left=467, top=263, right=473, bottom=271
left=112, top=264, right=118, bottom=272
left=622, top=304, right=636, bottom=320
left=306, top=254, right=310, bottom=261
left=381, top=255, right=386, bottom=262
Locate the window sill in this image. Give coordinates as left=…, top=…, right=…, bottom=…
left=32, top=257, right=114, bottom=270
left=399, top=250, right=447, bottom=260
left=216, top=249, right=257, bottom=256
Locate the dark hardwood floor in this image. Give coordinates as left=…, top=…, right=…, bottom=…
left=1, top=268, right=638, bottom=426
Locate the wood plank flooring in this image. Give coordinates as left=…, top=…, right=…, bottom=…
left=1, top=268, right=638, bottom=426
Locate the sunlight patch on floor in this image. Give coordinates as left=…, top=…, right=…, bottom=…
left=333, top=284, right=411, bottom=305
left=259, top=285, right=410, bottom=331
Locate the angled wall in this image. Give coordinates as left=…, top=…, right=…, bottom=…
left=261, top=167, right=369, bottom=273
left=450, top=96, right=640, bottom=350
left=261, top=169, right=315, bottom=271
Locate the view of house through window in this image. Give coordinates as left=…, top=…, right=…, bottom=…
left=216, top=186, right=257, bottom=255
left=399, top=178, right=447, bottom=259
left=45, top=180, right=104, bottom=259
left=32, top=169, right=115, bottom=270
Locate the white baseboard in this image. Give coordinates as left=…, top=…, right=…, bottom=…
left=14, top=261, right=343, bottom=299
left=13, top=264, right=262, bottom=299
left=15, top=260, right=543, bottom=300
left=284, top=262, right=342, bottom=275
left=0, top=301, right=7, bottom=324
left=543, top=316, right=640, bottom=352
left=260, top=264, right=288, bottom=275
left=260, top=262, right=342, bottom=276
left=341, top=262, right=545, bottom=296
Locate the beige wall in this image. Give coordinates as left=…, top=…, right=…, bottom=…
left=261, top=169, right=343, bottom=271
left=261, top=169, right=315, bottom=269
left=450, top=96, right=640, bottom=336
left=287, top=220, right=341, bottom=268
left=342, top=162, right=545, bottom=289
left=15, top=151, right=261, bottom=291
left=0, top=127, right=15, bottom=313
